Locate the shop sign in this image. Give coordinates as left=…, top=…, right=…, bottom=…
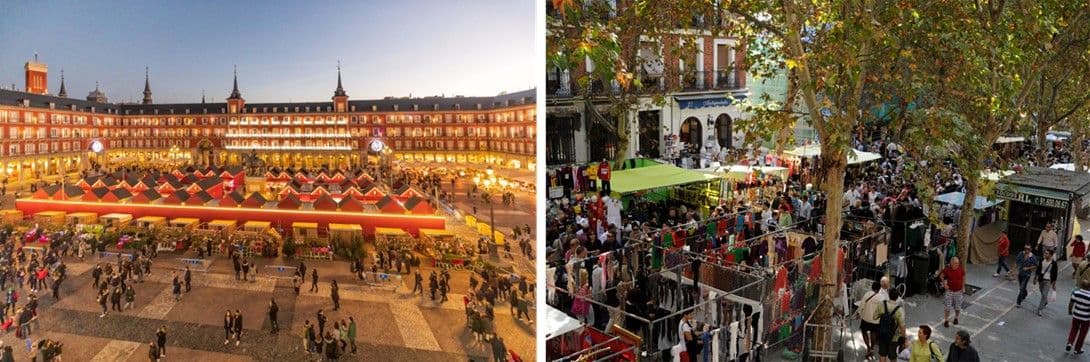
left=677, top=97, right=733, bottom=109
left=995, top=186, right=1069, bottom=209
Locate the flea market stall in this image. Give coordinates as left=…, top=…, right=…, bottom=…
left=931, top=192, right=1007, bottom=265
left=292, top=222, right=331, bottom=260
left=237, top=220, right=278, bottom=257
left=135, top=216, right=166, bottom=229
left=34, top=211, right=66, bottom=225
left=419, top=228, right=475, bottom=265
left=169, top=217, right=199, bottom=230
left=100, top=213, right=132, bottom=229
left=609, top=163, right=720, bottom=216
left=375, top=227, right=411, bottom=253
left=995, top=167, right=1090, bottom=255
left=66, top=212, right=98, bottom=226
left=328, top=223, right=363, bottom=245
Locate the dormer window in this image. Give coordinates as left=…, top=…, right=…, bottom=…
left=394, top=105, right=399, bottom=111
left=371, top=105, right=377, bottom=111
left=295, top=107, right=299, bottom=112
left=476, top=103, right=482, bottom=110
left=350, top=105, right=356, bottom=112
left=413, top=104, right=419, bottom=111
left=433, top=104, right=439, bottom=110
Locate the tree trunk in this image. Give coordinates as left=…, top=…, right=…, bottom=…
left=818, top=145, right=847, bottom=313
left=774, top=69, right=798, bottom=155
left=613, top=112, right=630, bottom=166
left=955, top=171, right=977, bottom=264
left=1074, top=125, right=1087, bottom=172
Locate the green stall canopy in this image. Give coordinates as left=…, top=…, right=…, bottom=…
left=610, top=164, right=713, bottom=194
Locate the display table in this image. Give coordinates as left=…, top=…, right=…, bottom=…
left=100, top=213, right=132, bottom=229
left=33, top=211, right=66, bottom=225
left=66, top=212, right=98, bottom=226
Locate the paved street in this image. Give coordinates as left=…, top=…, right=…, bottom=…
left=770, top=219, right=1090, bottom=361
left=0, top=253, right=535, bottom=361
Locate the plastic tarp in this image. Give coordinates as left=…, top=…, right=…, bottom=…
left=969, top=221, right=1005, bottom=265
left=544, top=305, right=584, bottom=339
left=981, top=170, right=1015, bottom=181
left=1050, top=163, right=1090, bottom=172
left=783, top=144, right=882, bottom=164
left=933, top=192, right=1002, bottom=210
left=610, top=164, right=710, bottom=194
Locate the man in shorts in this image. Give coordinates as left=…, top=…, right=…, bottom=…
left=856, top=279, right=888, bottom=359
left=941, top=257, right=966, bottom=328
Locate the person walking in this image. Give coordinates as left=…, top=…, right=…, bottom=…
left=413, top=272, right=423, bottom=295
left=1016, top=244, right=1039, bottom=308
left=98, top=289, right=109, bottom=317
left=223, top=310, right=234, bottom=345
left=941, top=257, right=965, bottom=327
left=232, top=309, right=243, bottom=346
left=946, top=330, right=980, bottom=361
left=1071, top=235, right=1087, bottom=277
left=268, top=299, right=279, bottom=334
left=155, top=325, right=167, bottom=358
left=233, top=255, right=242, bottom=281
left=491, top=336, right=507, bottom=362
left=310, top=269, right=319, bottom=293
left=1040, top=223, right=1059, bottom=254
left=148, top=341, right=159, bottom=362
left=304, top=319, right=317, bottom=354
left=1036, top=249, right=1059, bottom=316
left=292, top=275, right=301, bottom=295
left=1067, top=283, right=1090, bottom=354
left=856, top=280, right=886, bottom=358
left=331, top=280, right=340, bottom=311
left=872, top=289, right=904, bottom=362
left=124, top=284, right=135, bottom=310
left=183, top=266, right=192, bottom=293
left=347, top=316, right=358, bottom=354
left=317, top=309, right=328, bottom=336
left=908, top=325, right=943, bottom=361
left=171, top=273, right=182, bottom=302
left=110, top=286, right=123, bottom=312
left=994, top=231, right=1011, bottom=278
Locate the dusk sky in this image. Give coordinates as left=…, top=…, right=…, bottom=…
left=0, top=1, right=536, bottom=104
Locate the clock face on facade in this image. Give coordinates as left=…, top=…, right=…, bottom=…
left=369, top=140, right=384, bottom=153
left=90, top=140, right=104, bottom=153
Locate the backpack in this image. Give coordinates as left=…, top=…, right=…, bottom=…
left=877, top=301, right=901, bottom=341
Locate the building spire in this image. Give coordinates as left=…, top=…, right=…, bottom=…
left=201, top=89, right=206, bottom=104
left=228, top=65, right=242, bottom=99
left=334, top=60, right=347, bottom=97
left=57, top=69, right=67, bottom=98
left=142, top=66, right=153, bottom=104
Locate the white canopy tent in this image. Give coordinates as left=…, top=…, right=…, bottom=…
left=995, top=136, right=1025, bottom=144
left=981, top=170, right=1015, bottom=181
left=1050, top=163, right=1090, bottom=172
left=544, top=305, right=584, bottom=339
left=784, top=144, right=882, bottom=165
left=699, top=164, right=790, bottom=180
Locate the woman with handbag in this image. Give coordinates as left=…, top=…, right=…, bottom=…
left=1036, top=249, right=1059, bottom=316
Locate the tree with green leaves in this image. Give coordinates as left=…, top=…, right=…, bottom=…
left=547, top=0, right=730, bottom=165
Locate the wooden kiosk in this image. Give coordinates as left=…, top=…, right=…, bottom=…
left=329, top=223, right=362, bottom=244
left=33, top=211, right=66, bottom=225
left=66, top=212, right=98, bottom=226
left=169, top=217, right=199, bottom=230
left=100, top=213, right=132, bottom=229
left=135, top=216, right=167, bottom=229
left=375, top=227, right=411, bottom=252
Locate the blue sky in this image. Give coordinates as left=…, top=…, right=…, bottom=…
left=0, top=1, right=536, bottom=103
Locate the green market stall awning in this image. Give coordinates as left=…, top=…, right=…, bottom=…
left=611, top=164, right=713, bottom=194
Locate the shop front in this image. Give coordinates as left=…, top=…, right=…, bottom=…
left=995, top=167, right=1090, bottom=254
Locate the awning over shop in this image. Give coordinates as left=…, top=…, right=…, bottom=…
left=700, top=165, right=789, bottom=180
left=610, top=164, right=712, bottom=194
left=544, top=304, right=585, bottom=339
left=934, top=192, right=1002, bottom=210
left=783, top=144, right=882, bottom=164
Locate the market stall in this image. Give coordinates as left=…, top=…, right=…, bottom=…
left=0, top=210, right=22, bottom=224
left=135, top=216, right=167, bottom=229
left=33, top=211, right=66, bottom=225
left=100, top=213, right=132, bottom=229
left=292, top=222, right=331, bottom=260
left=328, top=223, right=362, bottom=244
left=243, top=220, right=272, bottom=234
left=476, top=222, right=506, bottom=246
left=207, top=219, right=237, bottom=234
left=292, top=222, right=320, bottom=241
left=609, top=163, right=720, bottom=215
left=66, top=212, right=98, bottom=226
left=420, top=228, right=475, bottom=265
left=169, top=217, right=199, bottom=230
left=375, top=227, right=412, bottom=252
left=995, top=167, right=1090, bottom=254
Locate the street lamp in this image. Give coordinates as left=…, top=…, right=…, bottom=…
left=475, top=169, right=499, bottom=259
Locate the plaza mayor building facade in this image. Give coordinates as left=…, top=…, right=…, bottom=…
left=0, top=57, right=536, bottom=185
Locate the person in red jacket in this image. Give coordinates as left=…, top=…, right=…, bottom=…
left=1071, top=235, right=1087, bottom=278
left=597, top=160, right=611, bottom=194
left=995, top=232, right=1011, bottom=278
